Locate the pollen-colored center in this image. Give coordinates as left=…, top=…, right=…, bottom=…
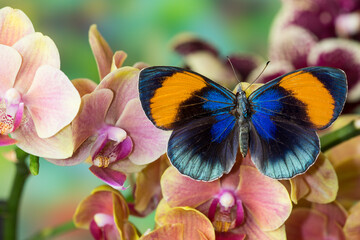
left=0, top=104, right=14, bottom=134
left=93, top=156, right=110, bottom=168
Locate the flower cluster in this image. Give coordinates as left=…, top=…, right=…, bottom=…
left=1, top=4, right=360, bottom=240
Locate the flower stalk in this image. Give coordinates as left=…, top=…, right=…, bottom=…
left=3, top=148, right=29, bottom=240
left=320, top=119, right=360, bottom=152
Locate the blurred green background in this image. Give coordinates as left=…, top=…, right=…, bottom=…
left=0, top=0, right=280, bottom=239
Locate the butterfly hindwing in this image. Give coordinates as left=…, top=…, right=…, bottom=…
left=168, top=114, right=239, bottom=181
left=248, top=67, right=347, bottom=179
left=139, top=66, right=236, bottom=130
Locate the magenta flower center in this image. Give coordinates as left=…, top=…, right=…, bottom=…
left=0, top=88, right=24, bottom=134
left=91, top=125, right=133, bottom=167
left=209, top=190, right=245, bottom=232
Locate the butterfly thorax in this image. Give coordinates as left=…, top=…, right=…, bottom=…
left=235, top=87, right=250, bottom=158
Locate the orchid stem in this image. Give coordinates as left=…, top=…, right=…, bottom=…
left=28, top=220, right=76, bottom=240
left=320, top=119, right=360, bottom=152
left=3, top=148, right=29, bottom=240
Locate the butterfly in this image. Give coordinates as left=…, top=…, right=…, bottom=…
left=138, top=66, right=347, bottom=181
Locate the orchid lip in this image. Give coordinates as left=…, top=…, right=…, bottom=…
left=93, top=213, right=114, bottom=227
left=210, top=189, right=245, bottom=232
left=0, top=88, right=24, bottom=134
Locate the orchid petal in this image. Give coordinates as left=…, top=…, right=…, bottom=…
left=246, top=61, right=294, bottom=84
left=111, top=51, right=127, bottom=72
left=0, top=7, right=34, bottom=46
left=89, top=166, right=127, bottom=190
left=73, top=190, right=114, bottom=228
left=72, top=89, right=113, bottom=150
left=117, top=98, right=170, bottom=165
left=161, top=166, right=221, bottom=208
left=215, top=231, right=245, bottom=240
left=285, top=208, right=327, bottom=240
left=0, top=44, right=21, bottom=95
left=12, top=102, right=24, bottom=131
left=23, top=65, right=81, bottom=138
left=11, top=110, right=74, bottom=158
left=110, top=158, right=146, bottom=174
left=236, top=166, right=292, bottom=231
left=46, top=138, right=93, bottom=166
left=134, top=155, right=169, bottom=214
left=344, top=201, right=360, bottom=240
left=0, top=134, right=17, bottom=146
left=308, top=38, right=360, bottom=101
left=140, top=224, right=183, bottom=240
left=302, top=154, right=338, bottom=203
left=313, top=202, right=347, bottom=227
left=90, top=132, right=109, bottom=161
left=97, top=66, right=139, bottom=124
left=232, top=211, right=286, bottom=240
left=89, top=219, right=103, bottom=240
left=72, top=78, right=97, bottom=97
left=89, top=24, right=113, bottom=80
left=156, top=207, right=215, bottom=240
left=13, top=33, right=60, bottom=94
left=270, top=26, right=317, bottom=69
left=227, top=54, right=263, bottom=81
left=289, top=176, right=310, bottom=204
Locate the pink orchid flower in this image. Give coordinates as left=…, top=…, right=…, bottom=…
left=0, top=7, right=80, bottom=158
left=52, top=66, right=169, bottom=189
left=161, top=157, right=292, bottom=239
left=286, top=202, right=348, bottom=240
left=73, top=185, right=139, bottom=240
left=48, top=25, right=169, bottom=189
left=141, top=200, right=215, bottom=240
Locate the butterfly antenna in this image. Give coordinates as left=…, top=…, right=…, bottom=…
left=244, top=60, right=270, bottom=91
left=227, top=56, right=241, bottom=83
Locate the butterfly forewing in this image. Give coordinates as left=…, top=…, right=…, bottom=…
left=248, top=67, right=347, bottom=179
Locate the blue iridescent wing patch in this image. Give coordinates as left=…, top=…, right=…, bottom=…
left=168, top=114, right=239, bottom=181
left=248, top=67, right=347, bottom=178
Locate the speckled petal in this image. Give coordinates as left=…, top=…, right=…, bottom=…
left=12, top=33, right=60, bottom=94
left=236, top=166, right=292, bottom=231
left=11, top=110, right=74, bottom=158
left=116, top=98, right=170, bottom=165
left=161, top=166, right=221, bottom=208
left=269, top=26, right=317, bottom=69
left=0, top=7, right=34, bottom=45
left=308, top=39, right=360, bottom=102
left=89, top=24, right=113, bottom=80
left=0, top=44, right=21, bottom=95
left=22, top=65, right=81, bottom=138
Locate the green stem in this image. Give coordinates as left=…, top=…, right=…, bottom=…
left=3, top=148, right=29, bottom=240
left=320, top=119, right=360, bottom=152
left=28, top=220, right=76, bottom=240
